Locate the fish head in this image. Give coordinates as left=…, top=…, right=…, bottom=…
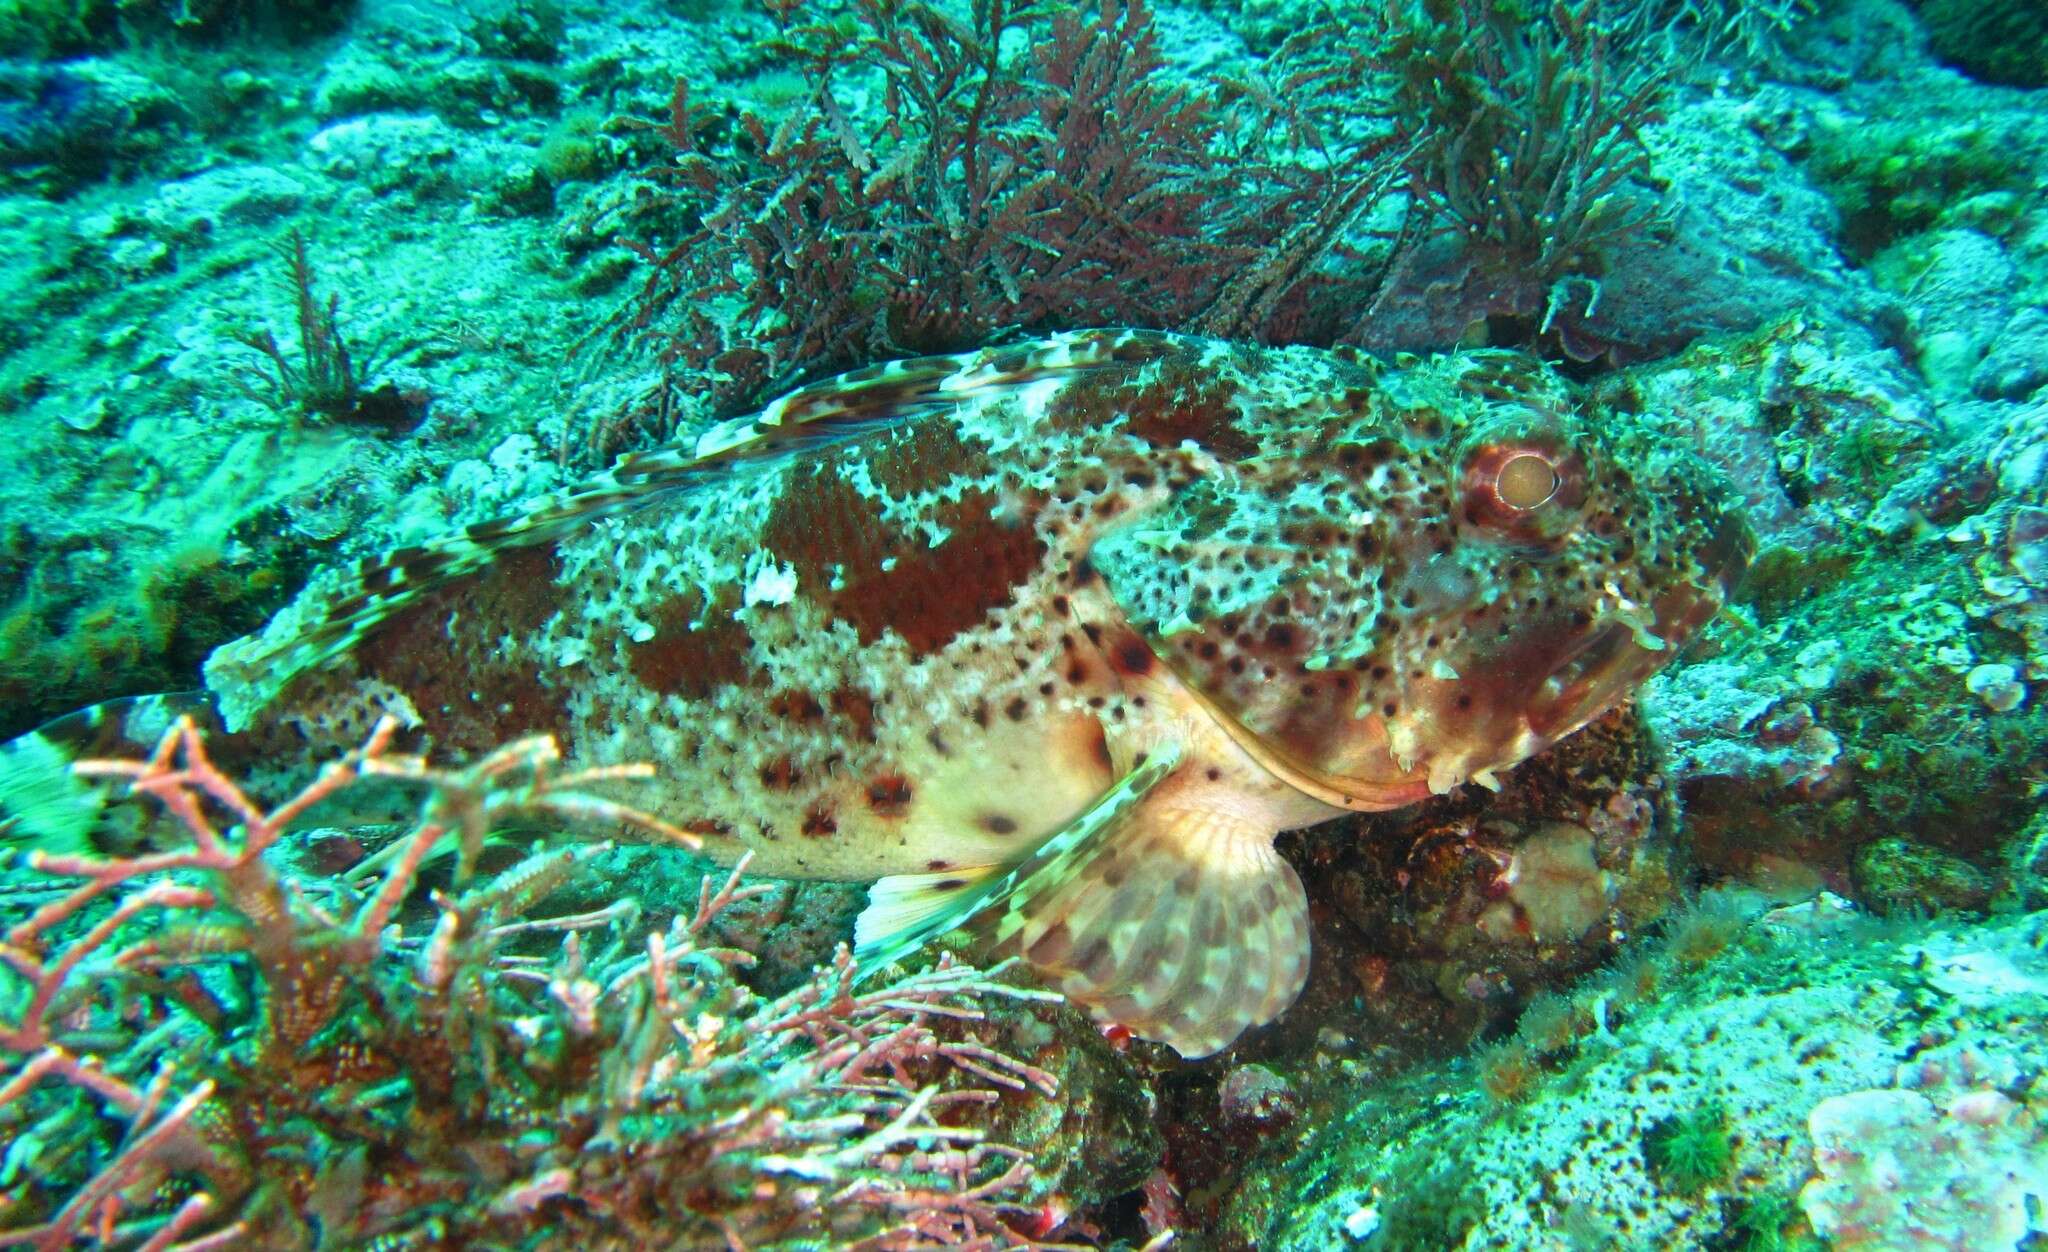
left=1098, top=350, right=1752, bottom=809
left=1353, top=399, right=1753, bottom=799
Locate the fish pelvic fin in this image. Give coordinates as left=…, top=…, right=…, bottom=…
left=853, top=740, right=1183, bottom=977
left=986, top=785, right=1310, bottom=1060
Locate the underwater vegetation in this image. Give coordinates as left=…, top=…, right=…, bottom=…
left=231, top=229, right=426, bottom=432
left=607, top=0, right=1396, bottom=416
left=1914, top=0, right=2048, bottom=90
left=0, top=719, right=1076, bottom=1246
left=0, top=0, right=2044, bottom=1246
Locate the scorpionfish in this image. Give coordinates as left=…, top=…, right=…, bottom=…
left=4, top=331, right=1751, bottom=1056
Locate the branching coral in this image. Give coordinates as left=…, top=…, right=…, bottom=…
left=0, top=717, right=1062, bottom=1247
left=606, top=0, right=1399, bottom=421
left=1643, top=0, right=1820, bottom=63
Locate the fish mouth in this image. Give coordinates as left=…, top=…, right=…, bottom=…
left=1527, top=620, right=1648, bottom=741
left=1527, top=563, right=1731, bottom=744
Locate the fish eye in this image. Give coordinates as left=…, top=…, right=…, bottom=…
left=1496, top=453, right=1560, bottom=510
left=1459, top=428, right=1588, bottom=545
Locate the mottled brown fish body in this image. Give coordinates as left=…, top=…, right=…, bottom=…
left=178, top=331, right=1748, bottom=1054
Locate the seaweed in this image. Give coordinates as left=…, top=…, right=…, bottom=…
left=606, top=0, right=1399, bottom=421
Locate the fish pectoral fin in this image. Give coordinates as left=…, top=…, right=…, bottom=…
left=986, top=788, right=1310, bottom=1059
left=853, top=742, right=1184, bottom=977
left=854, top=741, right=1310, bottom=1058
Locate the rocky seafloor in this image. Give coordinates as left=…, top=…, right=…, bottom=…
left=0, top=0, right=2044, bottom=1247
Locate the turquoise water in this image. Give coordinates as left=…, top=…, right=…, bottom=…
left=0, top=0, right=2044, bottom=1247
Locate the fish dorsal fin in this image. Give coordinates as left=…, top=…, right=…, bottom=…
left=856, top=739, right=1314, bottom=1058
left=204, top=330, right=1186, bottom=730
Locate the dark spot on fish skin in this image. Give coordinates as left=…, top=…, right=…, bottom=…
left=769, top=689, right=825, bottom=722
left=1066, top=662, right=1088, bottom=684
left=761, top=457, right=1046, bottom=656
left=926, top=728, right=951, bottom=756
left=830, top=687, right=879, bottom=741
left=864, top=417, right=994, bottom=499
left=1111, top=638, right=1153, bottom=676
left=981, top=813, right=1018, bottom=834
left=1108, top=356, right=1262, bottom=461
left=971, top=700, right=990, bottom=728
left=801, top=803, right=838, bottom=837
left=685, top=818, right=732, bottom=837
left=1333, top=439, right=1400, bottom=478
left=926, top=859, right=952, bottom=871
left=356, top=543, right=575, bottom=756
left=866, top=772, right=914, bottom=816
left=933, top=877, right=968, bottom=891
left=628, top=586, right=759, bottom=701
left=1005, top=697, right=1028, bottom=722
left=760, top=756, right=801, bottom=790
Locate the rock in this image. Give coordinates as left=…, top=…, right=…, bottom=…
left=1975, top=307, right=2048, bottom=401
left=1851, top=836, right=1997, bottom=913
left=144, top=165, right=308, bottom=239
left=306, top=113, right=459, bottom=195
left=0, top=59, right=180, bottom=190
left=1219, top=1063, right=1299, bottom=1128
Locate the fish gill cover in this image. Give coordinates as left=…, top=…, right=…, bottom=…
left=0, top=0, right=2043, bottom=1249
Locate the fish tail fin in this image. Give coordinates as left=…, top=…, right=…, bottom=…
left=0, top=692, right=219, bottom=854
left=854, top=741, right=1311, bottom=1058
